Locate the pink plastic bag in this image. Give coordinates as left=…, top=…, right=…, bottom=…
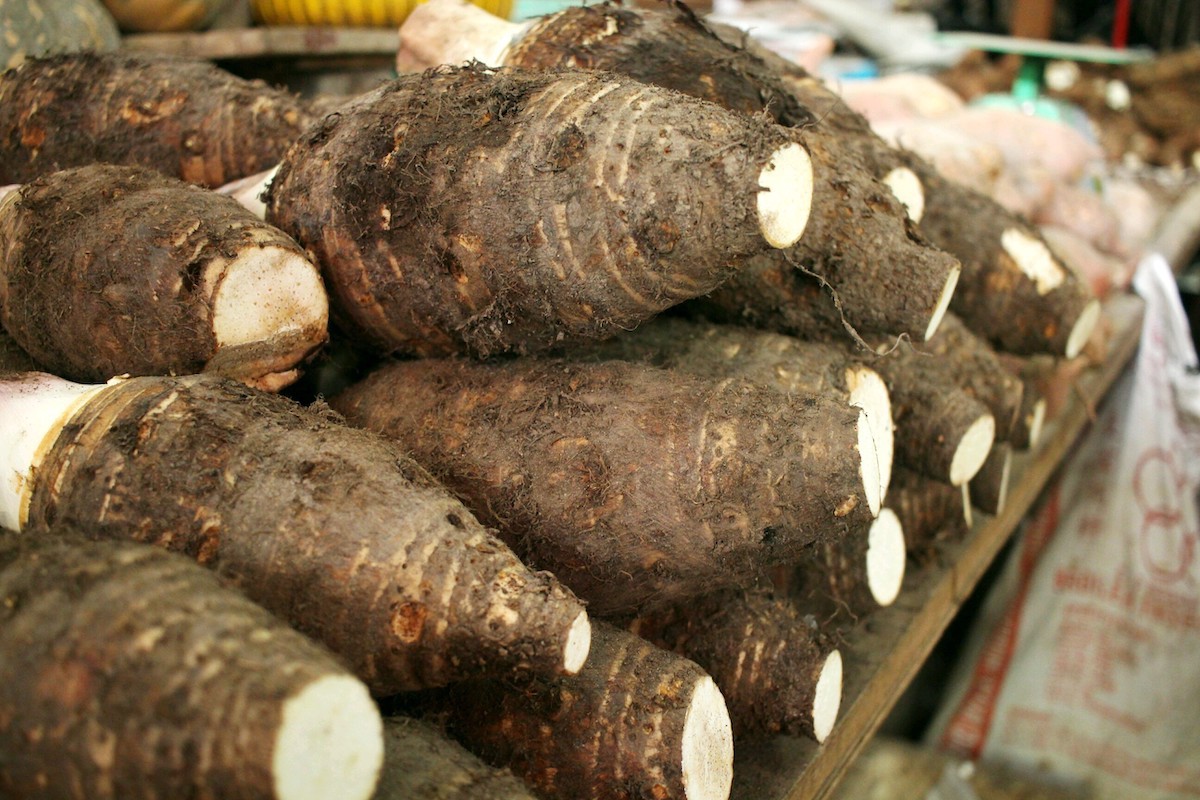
left=930, top=254, right=1200, bottom=799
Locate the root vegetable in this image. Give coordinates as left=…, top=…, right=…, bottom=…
left=870, top=344, right=995, bottom=487
left=579, top=317, right=892, bottom=513
left=906, top=162, right=1101, bottom=359
left=266, top=64, right=812, bottom=359
left=887, top=467, right=969, bottom=561
left=631, top=592, right=843, bottom=742
left=373, top=717, right=537, bottom=800
left=1, top=372, right=590, bottom=693
left=924, top=313, right=1025, bottom=442
left=0, top=164, right=328, bottom=389
left=0, top=52, right=315, bottom=187
left=438, top=623, right=734, bottom=800
left=0, top=533, right=384, bottom=800
left=0, top=325, right=36, bottom=374
left=332, top=357, right=875, bottom=615
left=396, top=0, right=961, bottom=343
left=707, top=33, right=1101, bottom=359
left=969, top=443, right=1012, bottom=516
left=787, top=507, right=907, bottom=620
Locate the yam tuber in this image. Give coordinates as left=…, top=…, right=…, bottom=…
left=631, top=592, right=843, bottom=742
left=923, top=313, right=1025, bottom=442
left=868, top=342, right=996, bottom=487
left=396, top=0, right=961, bottom=343
left=437, top=623, right=734, bottom=800
left=887, top=467, right=970, bottom=562
left=786, top=507, right=907, bottom=620
left=0, top=52, right=315, bottom=187
left=0, top=164, right=328, bottom=389
left=969, top=442, right=1012, bottom=516
left=372, top=717, right=537, bottom=800
left=578, top=317, right=893, bottom=512
left=0, top=324, right=35, bottom=374
left=266, top=64, right=812, bottom=358
left=333, top=357, right=877, bottom=615
left=708, top=30, right=1101, bottom=359
left=0, top=533, right=384, bottom=800
left=0, top=372, right=590, bottom=694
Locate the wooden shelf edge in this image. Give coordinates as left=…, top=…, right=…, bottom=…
left=731, top=291, right=1145, bottom=800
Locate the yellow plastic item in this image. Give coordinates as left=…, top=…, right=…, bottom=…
left=252, top=0, right=511, bottom=26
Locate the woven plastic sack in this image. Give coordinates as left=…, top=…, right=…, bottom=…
left=929, top=254, right=1200, bottom=799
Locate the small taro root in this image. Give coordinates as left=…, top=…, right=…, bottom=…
left=333, top=357, right=876, bottom=615
left=0, top=372, right=590, bottom=695
left=437, top=623, right=734, bottom=800
left=0, top=533, right=384, bottom=800
left=0, top=164, right=328, bottom=389
left=631, top=592, right=844, bottom=742
left=267, top=64, right=812, bottom=358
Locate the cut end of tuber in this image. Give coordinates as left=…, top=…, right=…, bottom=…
left=208, top=240, right=329, bottom=389
left=1025, top=398, right=1047, bottom=449
left=846, top=366, right=893, bottom=509
left=680, top=676, right=734, bottom=800
left=272, top=674, right=384, bottom=800
left=988, top=446, right=1013, bottom=515
left=1065, top=299, right=1102, bottom=360
left=883, top=166, right=925, bottom=224
left=1001, top=227, right=1066, bottom=296
left=923, top=264, right=960, bottom=342
left=866, top=508, right=905, bottom=608
left=562, top=611, right=592, bottom=675
left=857, top=409, right=883, bottom=518
left=217, top=165, right=279, bottom=220
left=812, top=649, right=843, bottom=744
left=756, top=142, right=813, bottom=249
left=949, top=413, right=996, bottom=487
left=0, top=374, right=108, bottom=531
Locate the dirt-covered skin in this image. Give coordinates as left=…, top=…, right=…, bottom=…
left=0, top=52, right=315, bottom=187
left=267, top=64, right=803, bottom=358
left=916, top=169, right=1097, bottom=355
left=888, top=467, right=968, bottom=562
left=437, top=623, right=732, bottom=800
left=631, top=591, right=836, bottom=740
left=506, top=2, right=814, bottom=126
left=969, top=442, right=1011, bottom=516
left=787, top=529, right=882, bottom=622
left=583, top=317, right=866, bottom=399
left=333, top=357, right=871, bottom=615
left=921, top=313, right=1024, bottom=441
left=0, top=534, right=375, bottom=800
left=504, top=3, right=960, bottom=342
left=735, top=45, right=1098, bottom=357
left=25, top=375, right=586, bottom=694
left=373, top=718, right=537, bottom=800
left=868, top=345, right=991, bottom=485
left=0, top=164, right=325, bottom=385
left=0, top=324, right=35, bottom=374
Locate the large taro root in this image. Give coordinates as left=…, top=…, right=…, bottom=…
left=396, top=0, right=962, bottom=343
left=0, top=372, right=590, bottom=695
left=0, top=533, right=384, bottom=800
left=333, top=357, right=877, bottom=616
left=0, top=52, right=315, bottom=187
left=267, top=64, right=813, bottom=359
